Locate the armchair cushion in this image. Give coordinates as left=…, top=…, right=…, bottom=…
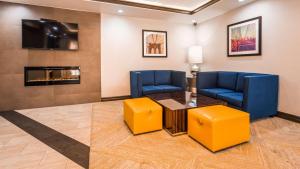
left=217, top=92, right=243, bottom=107
left=198, top=88, right=234, bottom=98
left=217, top=72, right=238, bottom=90
left=155, top=70, right=171, bottom=85
left=141, top=71, right=154, bottom=86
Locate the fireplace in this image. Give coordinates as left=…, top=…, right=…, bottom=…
left=24, top=66, right=80, bottom=86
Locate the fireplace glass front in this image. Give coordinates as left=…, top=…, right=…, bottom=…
left=24, top=66, right=80, bottom=86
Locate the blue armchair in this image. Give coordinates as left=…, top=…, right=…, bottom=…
left=196, top=71, right=279, bottom=120
left=130, top=70, right=186, bottom=98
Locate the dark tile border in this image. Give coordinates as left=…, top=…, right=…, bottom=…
left=101, top=95, right=131, bottom=102
left=277, top=111, right=300, bottom=123
left=0, top=111, right=90, bottom=169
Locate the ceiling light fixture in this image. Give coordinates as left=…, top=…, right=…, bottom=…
left=192, top=20, right=197, bottom=26
left=238, top=0, right=245, bottom=2
left=117, top=9, right=124, bottom=13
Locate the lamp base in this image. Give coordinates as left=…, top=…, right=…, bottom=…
left=190, top=72, right=197, bottom=96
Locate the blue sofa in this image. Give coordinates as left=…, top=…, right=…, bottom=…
left=130, top=70, right=186, bottom=98
left=196, top=71, right=279, bottom=120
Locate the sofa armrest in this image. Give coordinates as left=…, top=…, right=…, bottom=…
left=130, top=71, right=143, bottom=98
left=196, top=72, right=218, bottom=90
left=243, top=75, right=279, bottom=120
left=171, top=71, right=186, bottom=90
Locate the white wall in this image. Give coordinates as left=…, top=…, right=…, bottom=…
left=196, top=0, right=300, bottom=116
left=101, top=13, right=195, bottom=97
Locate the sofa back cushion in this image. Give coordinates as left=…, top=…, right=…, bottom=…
left=155, top=70, right=171, bottom=85
left=235, top=72, right=268, bottom=92
left=197, top=72, right=218, bottom=89
left=141, top=71, right=155, bottom=85
left=217, top=72, right=238, bottom=90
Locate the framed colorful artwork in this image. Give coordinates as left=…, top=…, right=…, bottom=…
left=227, top=16, right=262, bottom=57
left=142, top=30, right=167, bottom=58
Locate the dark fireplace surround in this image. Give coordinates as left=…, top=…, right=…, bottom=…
left=24, top=66, right=80, bottom=86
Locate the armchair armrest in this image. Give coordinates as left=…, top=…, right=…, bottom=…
left=171, top=71, right=186, bottom=90
left=196, top=72, right=218, bottom=90
left=130, top=71, right=142, bottom=98
left=243, top=75, right=279, bottom=120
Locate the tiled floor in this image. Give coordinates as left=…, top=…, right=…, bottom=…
left=90, top=101, right=300, bottom=169
left=0, top=103, right=92, bottom=169
left=1, top=101, right=300, bottom=169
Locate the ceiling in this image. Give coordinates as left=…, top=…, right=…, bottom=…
left=1, top=0, right=256, bottom=24
left=123, top=0, right=212, bottom=11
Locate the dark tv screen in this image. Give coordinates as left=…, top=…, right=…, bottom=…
left=22, top=19, right=79, bottom=50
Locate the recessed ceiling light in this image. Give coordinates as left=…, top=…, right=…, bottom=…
left=117, top=9, right=124, bottom=13
left=238, top=0, right=245, bottom=2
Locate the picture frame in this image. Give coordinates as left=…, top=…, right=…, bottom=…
left=142, top=30, right=167, bottom=58
left=227, top=16, right=262, bottom=57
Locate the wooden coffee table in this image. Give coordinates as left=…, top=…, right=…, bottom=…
left=147, top=92, right=227, bottom=136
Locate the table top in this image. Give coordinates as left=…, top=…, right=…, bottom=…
left=146, top=92, right=226, bottom=111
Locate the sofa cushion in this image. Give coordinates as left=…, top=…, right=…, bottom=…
left=141, top=71, right=154, bottom=86
left=142, top=85, right=182, bottom=95
left=198, top=88, right=235, bottom=98
left=155, top=70, right=171, bottom=85
left=157, top=85, right=182, bottom=92
left=217, top=72, right=238, bottom=90
left=217, top=92, right=243, bottom=107
left=142, top=86, right=161, bottom=95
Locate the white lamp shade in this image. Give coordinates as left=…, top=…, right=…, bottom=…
left=188, top=46, right=203, bottom=64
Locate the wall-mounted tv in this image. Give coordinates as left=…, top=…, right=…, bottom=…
left=22, top=19, right=79, bottom=50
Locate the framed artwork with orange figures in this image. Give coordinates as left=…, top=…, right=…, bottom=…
left=227, top=16, right=262, bottom=57
left=143, top=30, right=167, bottom=58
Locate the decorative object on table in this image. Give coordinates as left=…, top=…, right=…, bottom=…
left=188, top=45, right=203, bottom=96
left=227, top=16, right=262, bottom=57
left=142, top=30, right=167, bottom=58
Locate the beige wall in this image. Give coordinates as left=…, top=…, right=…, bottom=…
left=196, top=0, right=300, bottom=116
left=101, top=14, right=195, bottom=98
left=0, top=2, right=101, bottom=111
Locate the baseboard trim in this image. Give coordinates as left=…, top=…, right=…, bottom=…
left=101, top=95, right=131, bottom=102
left=277, top=111, right=300, bottom=123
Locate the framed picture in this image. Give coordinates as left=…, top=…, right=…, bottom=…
left=143, top=30, right=167, bottom=58
left=227, top=16, right=262, bottom=57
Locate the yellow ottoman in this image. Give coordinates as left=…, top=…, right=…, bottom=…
left=124, top=97, right=162, bottom=135
left=188, top=105, right=250, bottom=152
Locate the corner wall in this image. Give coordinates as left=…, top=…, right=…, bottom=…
left=0, top=2, right=101, bottom=111
left=101, top=14, right=195, bottom=98
left=196, top=0, right=300, bottom=116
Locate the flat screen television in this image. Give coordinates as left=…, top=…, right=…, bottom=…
left=22, top=19, right=79, bottom=50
